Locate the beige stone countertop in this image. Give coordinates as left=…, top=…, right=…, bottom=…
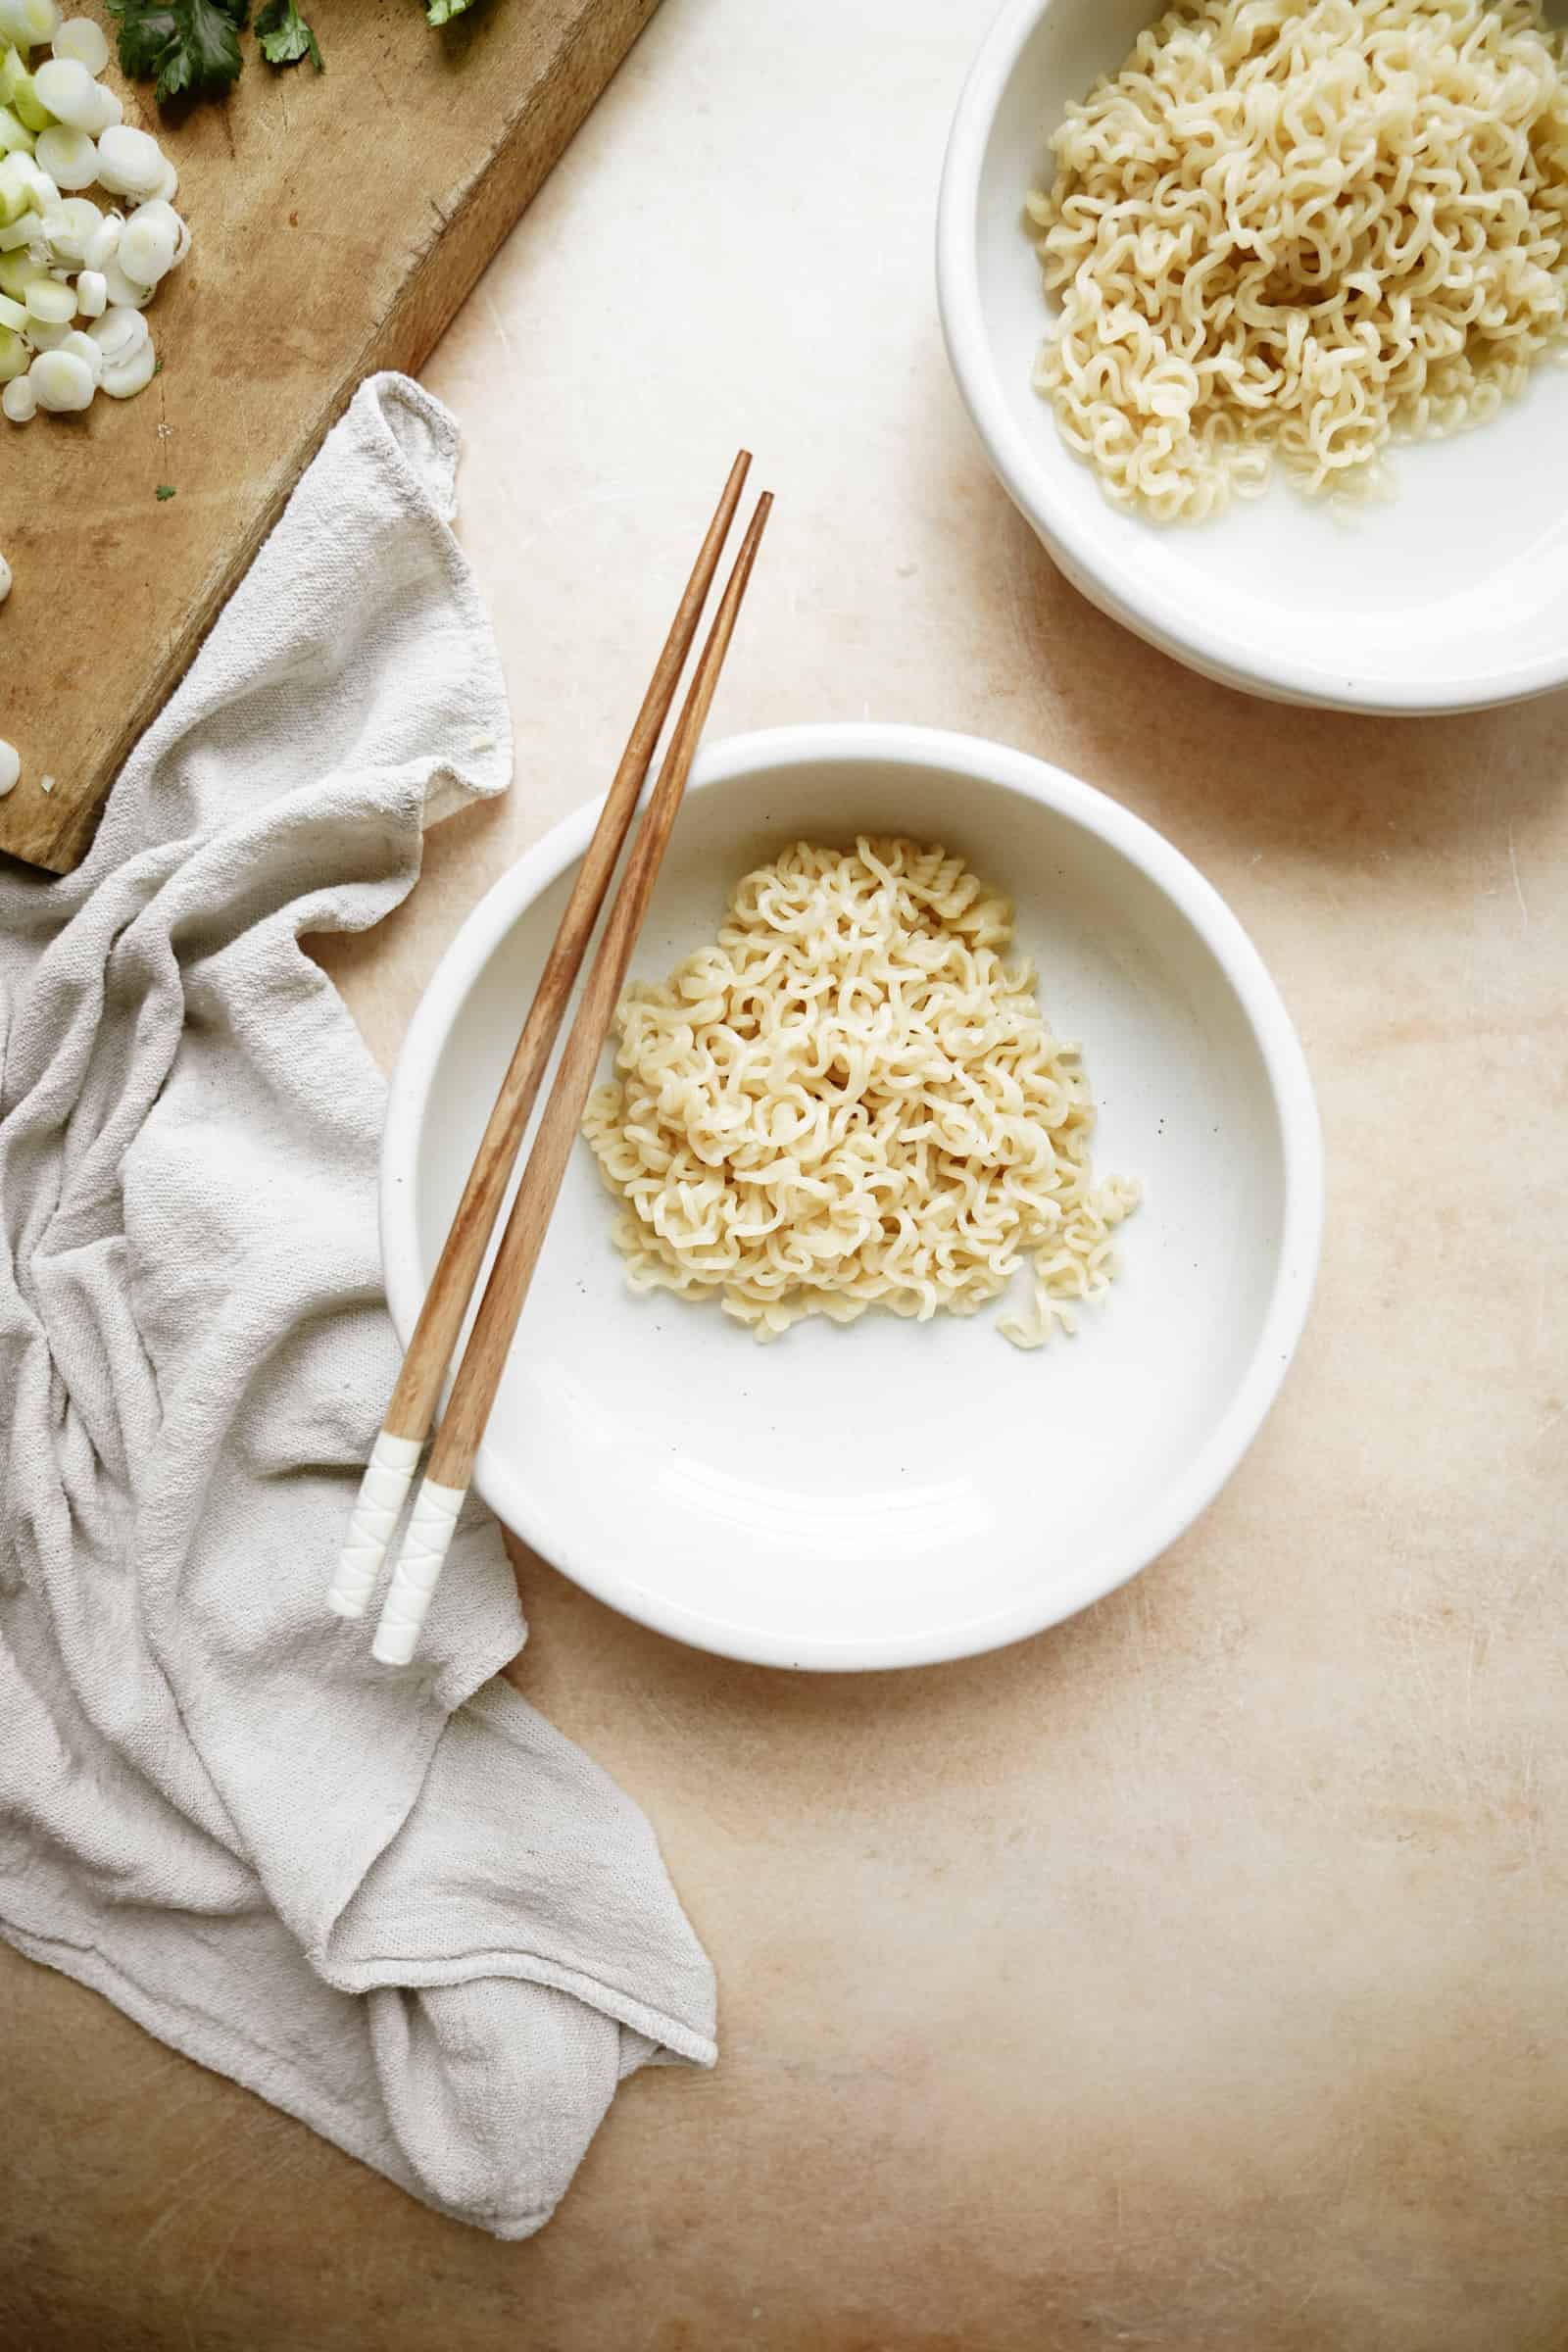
left=6, top=2, right=1567, bottom=2347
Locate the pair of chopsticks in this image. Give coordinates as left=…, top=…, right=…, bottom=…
left=328, top=453, right=772, bottom=1664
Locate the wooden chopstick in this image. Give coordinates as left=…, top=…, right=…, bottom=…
left=369, top=488, right=774, bottom=1666
left=327, top=452, right=754, bottom=1622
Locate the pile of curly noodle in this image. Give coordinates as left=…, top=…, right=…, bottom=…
left=582, top=839, right=1140, bottom=1347
left=1027, top=0, right=1568, bottom=520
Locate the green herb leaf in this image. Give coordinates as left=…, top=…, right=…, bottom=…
left=424, top=0, right=478, bottom=25
left=106, top=0, right=180, bottom=81
left=165, top=0, right=247, bottom=97
left=107, top=0, right=250, bottom=102
left=256, top=0, right=321, bottom=69
left=155, top=483, right=176, bottom=499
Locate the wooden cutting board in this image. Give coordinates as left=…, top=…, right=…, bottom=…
left=0, top=0, right=660, bottom=873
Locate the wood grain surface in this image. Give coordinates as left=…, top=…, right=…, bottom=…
left=0, top=0, right=660, bottom=875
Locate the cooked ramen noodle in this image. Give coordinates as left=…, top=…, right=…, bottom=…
left=582, top=839, right=1140, bottom=1346
left=1027, top=0, right=1568, bottom=519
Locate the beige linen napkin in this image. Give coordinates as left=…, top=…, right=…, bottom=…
left=0, top=372, right=716, bottom=2238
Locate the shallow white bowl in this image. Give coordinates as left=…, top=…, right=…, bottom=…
left=383, top=725, right=1322, bottom=1671
left=937, top=0, right=1568, bottom=713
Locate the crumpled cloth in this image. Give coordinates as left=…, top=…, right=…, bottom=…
left=0, top=372, right=716, bottom=2238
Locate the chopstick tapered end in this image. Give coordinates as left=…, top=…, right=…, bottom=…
left=370, top=1476, right=467, bottom=1665
left=327, top=1430, right=423, bottom=1619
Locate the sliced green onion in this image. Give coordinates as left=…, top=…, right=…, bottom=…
left=87, top=298, right=143, bottom=361
left=6, top=158, right=57, bottom=222
left=24, top=270, right=70, bottom=320
left=34, top=125, right=96, bottom=189
left=81, top=206, right=117, bottom=268
left=0, top=23, right=191, bottom=430
left=33, top=55, right=98, bottom=126
left=101, top=252, right=151, bottom=306
left=41, top=187, right=94, bottom=257
left=9, top=74, right=50, bottom=134
left=29, top=341, right=91, bottom=407
left=59, top=318, right=95, bottom=376
left=0, top=0, right=60, bottom=46
left=51, top=15, right=106, bottom=72
left=0, top=242, right=42, bottom=294
left=11, top=153, right=59, bottom=209
left=100, top=333, right=150, bottom=396
left=128, top=195, right=186, bottom=263
left=0, top=151, right=28, bottom=222
left=94, top=124, right=164, bottom=199
left=119, top=203, right=175, bottom=283
left=0, top=45, right=50, bottom=128
left=83, top=75, right=117, bottom=129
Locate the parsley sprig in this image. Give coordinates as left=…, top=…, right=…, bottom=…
left=106, top=0, right=321, bottom=101
left=256, top=0, right=322, bottom=69
left=107, top=0, right=481, bottom=104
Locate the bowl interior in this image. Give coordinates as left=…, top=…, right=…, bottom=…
left=396, top=737, right=1314, bottom=1669
left=963, top=0, right=1568, bottom=707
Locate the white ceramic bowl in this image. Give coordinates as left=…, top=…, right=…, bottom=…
left=383, top=725, right=1322, bottom=1671
left=937, top=0, right=1568, bottom=713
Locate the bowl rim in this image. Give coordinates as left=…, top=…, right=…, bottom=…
left=381, top=721, right=1325, bottom=1671
left=934, top=0, right=1568, bottom=717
